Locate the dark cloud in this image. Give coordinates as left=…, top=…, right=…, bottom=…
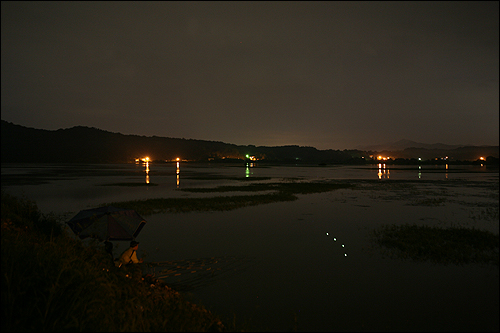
left=1, top=1, right=498, bottom=149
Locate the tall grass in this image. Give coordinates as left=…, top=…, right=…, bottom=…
left=1, top=191, right=227, bottom=331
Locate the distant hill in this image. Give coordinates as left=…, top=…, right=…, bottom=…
left=357, top=139, right=464, bottom=151
left=357, top=139, right=498, bottom=161
left=1, top=120, right=498, bottom=163
left=1, top=120, right=244, bottom=163
left=0, top=120, right=363, bottom=163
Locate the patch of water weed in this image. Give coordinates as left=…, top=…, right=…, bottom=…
left=180, top=182, right=352, bottom=194
left=232, top=176, right=272, bottom=182
left=279, top=182, right=353, bottom=194
left=468, top=206, right=499, bottom=221
left=453, top=200, right=499, bottom=208
left=99, top=182, right=158, bottom=186
left=180, top=183, right=277, bottom=193
left=181, top=173, right=270, bottom=181
left=409, top=197, right=447, bottom=206
left=101, top=182, right=352, bottom=215
left=372, top=224, right=499, bottom=266
left=181, top=176, right=272, bottom=182
left=102, top=192, right=298, bottom=215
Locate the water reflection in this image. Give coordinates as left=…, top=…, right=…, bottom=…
left=145, top=161, right=150, bottom=184
left=375, top=164, right=471, bottom=181
left=377, top=163, right=389, bottom=179
left=176, top=161, right=180, bottom=188
left=246, top=163, right=255, bottom=178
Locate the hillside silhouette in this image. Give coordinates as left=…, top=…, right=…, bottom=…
left=1, top=120, right=498, bottom=164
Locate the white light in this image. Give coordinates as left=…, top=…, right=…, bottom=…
left=344, top=254, right=347, bottom=256
left=333, top=238, right=336, bottom=241
left=326, top=232, right=329, bottom=236
left=342, top=244, right=344, bottom=247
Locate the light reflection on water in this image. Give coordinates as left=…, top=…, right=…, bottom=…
left=378, top=163, right=389, bottom=179
left=176, top=161, right=180, bottom=188
left=1, top=163, right=498, bottom=331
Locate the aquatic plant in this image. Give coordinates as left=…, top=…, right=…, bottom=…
left=180, top=181, right=351, bottom=194
left=372, top=224, right=499, bottom=266
left=409, top=197, right=447, bottom=206
left=102, top=182, right=353, bottom=215
left=102, top=192, right=298, bottom=215
left=99, top=182, right=158, bottom=186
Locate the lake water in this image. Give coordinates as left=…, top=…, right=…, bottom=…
left=1, top=162, right=499, bottom=331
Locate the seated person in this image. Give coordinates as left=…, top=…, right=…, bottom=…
left=116, top=240, right=143, bottom=267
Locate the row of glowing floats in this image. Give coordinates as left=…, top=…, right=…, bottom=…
left=326, top=232, right=348, bottom=257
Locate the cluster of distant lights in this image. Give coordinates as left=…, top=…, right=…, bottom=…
left=134, top=155, right=486, bottom=163
left=245, top=154, right=258, bottom=161
left=377, top=155, right=447, bottom=161
left=135, top=157, right=150, bottom=163
left=376, top=156, right=486, bottom=162
left=136, top=157, right=184, bottom=162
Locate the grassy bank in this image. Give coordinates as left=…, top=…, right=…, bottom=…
left=1, top=192, right=228, bottom=332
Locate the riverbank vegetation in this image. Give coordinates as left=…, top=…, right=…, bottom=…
left=1, top=192, right=229, bottom=332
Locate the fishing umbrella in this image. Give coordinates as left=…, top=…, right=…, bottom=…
left=66, top=206, right=146, bottom=241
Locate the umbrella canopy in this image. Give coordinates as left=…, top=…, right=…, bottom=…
left=66, top=206, right=146, bottom=241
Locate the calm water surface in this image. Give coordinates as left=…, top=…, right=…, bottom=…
left=2, top=163, right=498, bottom=331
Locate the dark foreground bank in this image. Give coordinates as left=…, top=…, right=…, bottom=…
left=1, top=191, right=230, bottom=332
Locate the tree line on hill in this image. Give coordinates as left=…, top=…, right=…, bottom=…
left=1, top=120, right=498, bottom=164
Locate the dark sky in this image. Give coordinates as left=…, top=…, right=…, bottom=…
left=1, top=1, right=498, bottom=149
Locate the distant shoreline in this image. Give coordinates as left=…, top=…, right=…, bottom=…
left=2, top=120, right=499, bottom=163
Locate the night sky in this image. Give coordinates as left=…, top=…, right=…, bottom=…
left=1, top=1, right=498, bottom=150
